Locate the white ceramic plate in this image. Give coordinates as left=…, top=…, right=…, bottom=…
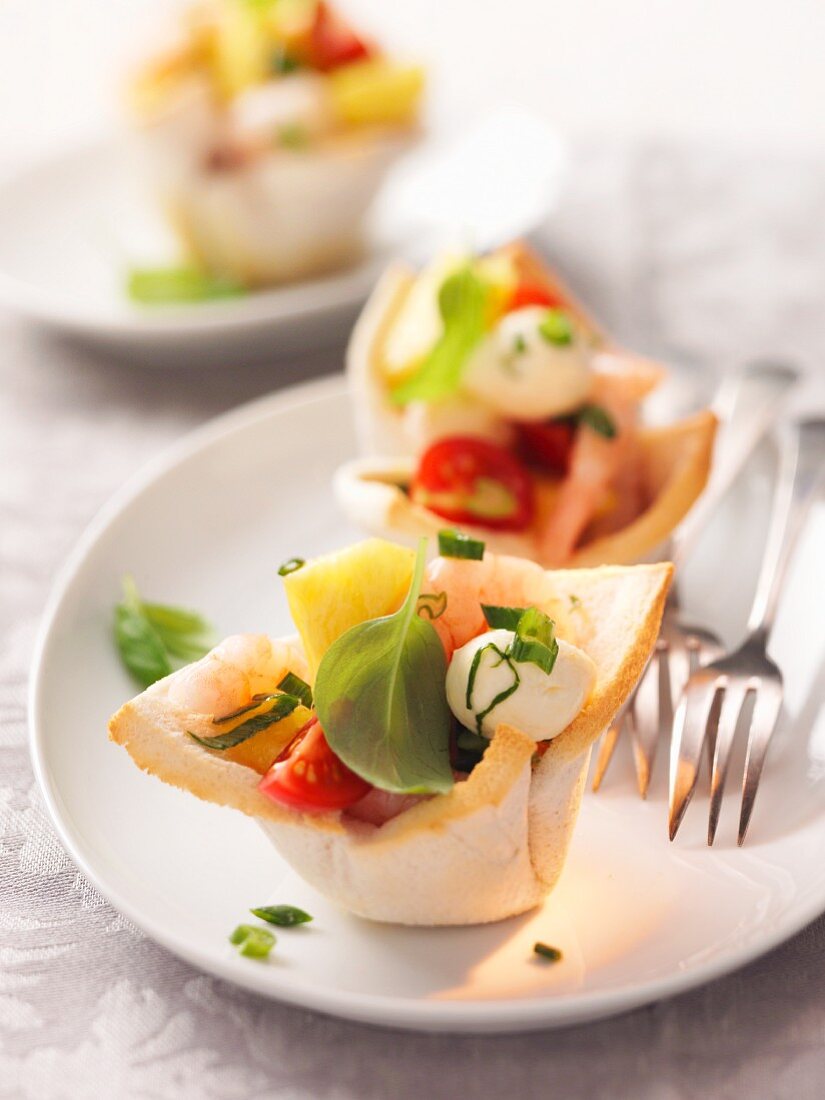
left=30, top=377, right=825, bottom=1033
left=0, top=111, right=566, bottom=367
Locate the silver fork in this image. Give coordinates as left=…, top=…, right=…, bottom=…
left=592, top=360, right=799, bottom=796
left=669, top=416, right=825, bottom=845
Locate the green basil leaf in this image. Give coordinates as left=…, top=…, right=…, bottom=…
left=189, top=693, right=303, bottom=750
left=481, top=604, right=528, bottom=630
left=127, top=266, right=246, bottom=306
left=314, top=539, right=453, bottom=794
left=577, top=404, right=617, bottom=439
left=389, top=266, right=489, bottom=405
left=114, top=604, right=172, bottom=689
left=250, top=905, right=313, bottom=927
left=511, top=607, right=559, bottom=675
left=276, top=672, right=313, bottom=709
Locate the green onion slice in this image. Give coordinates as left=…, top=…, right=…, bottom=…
left=481, top=604, right=528, bottom=630
left=189, top=692, right=303, bottom=750
left=417, top=591, right=448, bottom=621
left=250, top=905, right=313, bottom=927
left=229, top=924, right=275, bottom=959
left=278, top=557, right=306, bottom=577
left=533, top=941, right=562, bottom=962
left=276, top=672, right=312, bottom=709
left=578, top=404, right=617, bottom=439
left=438, top=529, right=485, bottom=560
left=538, top=309, right=574, bottom=346
left=510, top=608, right=559, bottom=675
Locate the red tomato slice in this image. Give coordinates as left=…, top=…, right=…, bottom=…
left=411, top=437, right=535, bottom=532
left=506, top=280, right=565, bottom=313
left=258, top=717, right=371, bottom=812
left=310, top=2, right=372, bottom=71
left=516, top=418, right=577, bottom=475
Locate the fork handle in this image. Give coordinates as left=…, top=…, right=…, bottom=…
left=746, top=417, right=825, bottom=640
left=671, top=360, right=799, bottom=571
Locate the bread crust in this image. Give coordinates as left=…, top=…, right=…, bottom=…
left=109, top=557, right=672, bottom=925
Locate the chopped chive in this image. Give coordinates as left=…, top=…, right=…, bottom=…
left=466, top=642, right=521, bottom=735
left=417, top=591, right=448, bottom=621
left=189, top=692, right=303, bottom=750
left=438, top=529, right=485, bottom=560
left=229, top=924, right=275, bottom=959
left=513, top=333, right=527, bottom=354
left=481, top=604, right=528, bottom=630
left=538, top=309, right=574, bottom=346
left=511, top=607, right=559, bottom=675
left=533, top=942, right=562, bottom=962
left=250, top=905, right=313, bottom=927
left=577, top=404, right=617, bottom=439
left=278, top=557, right=305, bottom=577
left=569, top=593, right=582, bottom=610
left=276, top=672, right=313, bottom=709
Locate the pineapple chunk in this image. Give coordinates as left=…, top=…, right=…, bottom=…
left=223, top=703, right=312, bottom=773
left=283, top=539, right=415, bottom=677
left=210, top=0, right=270, bottom=100
left=381, top=250, right=467, bottom=384
left=329, top=60, right=424, bottom=127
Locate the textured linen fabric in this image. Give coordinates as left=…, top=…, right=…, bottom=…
left=1, top=142, right=824, bottom=1100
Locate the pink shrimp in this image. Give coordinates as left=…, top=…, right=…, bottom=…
left=537, top=358, right=650, bottom=564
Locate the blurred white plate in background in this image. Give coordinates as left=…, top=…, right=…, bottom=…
left=0, top=111, right=566, bottom=367
left=29, top=377, right=825, bottom=1032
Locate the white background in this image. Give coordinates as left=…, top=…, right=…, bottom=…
left=0, top=0, right=823, bottom=165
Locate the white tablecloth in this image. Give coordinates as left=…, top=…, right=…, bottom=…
left=1, top=141, right=824, bottom=1100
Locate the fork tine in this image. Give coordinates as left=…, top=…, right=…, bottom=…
left=630, top=645, right=667, bottom=799
left=707, top=685, right=749, bottom=845
left=669, top=678, right=720, bottom=840
left=591, top=709, right=625, bottom=792
left=738, top=684, right=783, bottom=845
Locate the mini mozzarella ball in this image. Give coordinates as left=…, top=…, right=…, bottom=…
left=462, top=306, right=593, bottom=421
left=231, top=74, right=332, bottom=145
left=445, top=628, right=597, bottom=742
left=402, top=396, right=514, bottom=450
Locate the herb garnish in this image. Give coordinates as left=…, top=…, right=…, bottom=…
left=438, top=529, right=485, bottom=560
left=278, top=557, right=305, bottom=576
left=127, top=267, right=245, bottom=306
left=481, top=604, right=528, bottom=630
left=278, top=123, right=309, bottom=150
left=390, top=266, right=489, bottom=405
left=251, top=905, right=313, bottom=927
left=510, top=607, right=559, bottom=674
left=538, top=309, right=573, bottom=346
left=276, top=672, right=313, bottom=709
left=466, top=642, right=522, bottom=735
left=229, top=924, right=275, bottom=960
left=417, top=591, right=448, bottom=621
left=314, top=539, right=453, bottom=794
left=272, top=46, right=300, bottom=74
left=188, top=692, right=305, bottom=750
left=577, top=404, right=617, bottom=439
left=114, top=577, right=214, bottom=688
left=513, top=333, right=527, bottom=354
left=569, top=593, right=582, bottom=610
left=533, top=942, right=562, bottom=962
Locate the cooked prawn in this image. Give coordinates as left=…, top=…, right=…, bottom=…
left=166, top=633, right=308, bottom=717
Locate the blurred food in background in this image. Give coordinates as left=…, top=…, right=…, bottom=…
left=126, top=0, right=424, bottom=301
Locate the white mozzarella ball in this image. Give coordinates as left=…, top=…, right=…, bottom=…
left=445, top=628, right=597, bottom=742
left=462, top=306, right=593, bottom=421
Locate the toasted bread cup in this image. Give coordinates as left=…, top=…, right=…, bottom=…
left=109, top=558, right=671, bottom=926
left=131, top=76, right=416, bottom=286
left=341, top=242, right=716, bottom=566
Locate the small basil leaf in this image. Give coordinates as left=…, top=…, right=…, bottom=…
left=314, top=540, right=453, bottom=794
left=250, top=905, right=313, bottom=927
left=390, top=266, right=489, bottom=405
left=114, top=604, right=172, bottom=689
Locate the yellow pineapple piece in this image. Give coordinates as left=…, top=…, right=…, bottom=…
left=328, top=60, right=424, bottom=127
left=283, top=539, right=415, bottom=677
left=210, top=0, right=270, bottom=100
left=223, top=702, right=312, bottom=773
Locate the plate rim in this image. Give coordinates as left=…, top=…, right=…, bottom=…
left=0, top=138, right=392, bottom=340
left=27, top=374, right=825, bottom=1033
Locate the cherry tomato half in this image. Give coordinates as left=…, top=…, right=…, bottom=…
left=310, top=2, right=372, bottom=71
left=516, top=418, right=577, bottom=475
left=506, top=280, right=565, bottom=313
left=258, top=717, right=371, bottom=812
left=411, top=437, right=535, bottom=532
